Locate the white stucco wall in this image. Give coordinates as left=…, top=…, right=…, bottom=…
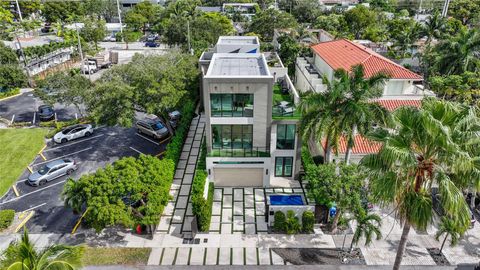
left=206, top=157, right=271, bottom=187
left=313, top=55, right=334, bottom=82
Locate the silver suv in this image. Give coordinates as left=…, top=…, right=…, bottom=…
left=136, top=119, right=169, bottom=139
left=28, top=159, right=77, bottom=186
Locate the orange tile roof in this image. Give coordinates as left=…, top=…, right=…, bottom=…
left=311, top=39, right=423, bottom=80
left=375, top=99, right=422, bottom=111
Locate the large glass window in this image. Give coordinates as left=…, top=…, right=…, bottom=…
left=275, top=157, right=293, bottom=177
left=210, top=94, right=253, bottom=117
left=276, top=124, right=296, bottom=149
left=212, top=125, right=253, bottom=149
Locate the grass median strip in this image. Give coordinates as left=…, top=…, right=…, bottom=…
left=81, top=247, right=151, bottom=266
left=0, top=128, right=48, bottom=196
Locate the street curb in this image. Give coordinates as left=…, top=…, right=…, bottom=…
left=0, top=93, right=21, bottom=102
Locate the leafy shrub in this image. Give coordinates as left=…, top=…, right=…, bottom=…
left=197, top=140, right=207, bottom=171
left=273, top=211, right=286, bottom=232
left=285, top=210, right=301, bottom=234
left=164, top=100, right=195, bottom=166
left=191, top=169, right=212, bottom=231
left=301, top=145, right=314, bottom=167
left=302, top=211, right=315, bottom=233
left=0, top=209, right=15, bottom=230
left=0, top=88, right=20, bottom=99
left=10, top=121, right=32, bottom=127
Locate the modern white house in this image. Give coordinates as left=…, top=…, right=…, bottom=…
left=200, top=36, right=301, bottom=187
left=295, top=38, right=434, bottom=163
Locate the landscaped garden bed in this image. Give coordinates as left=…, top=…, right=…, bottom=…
left=427, top=248, right=450, bottom=266
left=272, top=248, right=366, bottom=265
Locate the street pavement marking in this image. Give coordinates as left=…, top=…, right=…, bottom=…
left=34, top=147, right=92, bottom=166
left=0, top=92, right=22, bottom=101
left=10, top=114, right=14, bottom=125
left=15, top=211, right=34, bottom=233
left=155, top=151, right=166, bottom=157
left=129, top=146, right=144, bottom=155
left=39, top=153, right=47, bottom=161
left=23, top=203, right=46, bottom=212
left=0, top=180, right=66, bottom=206
left=135, top=133, right=160, bottom=145
left=27, top=166, right=33, bottom=173
left=45, top=134, right=104, bottom=151
left=12, top=184, right=19, bottom=197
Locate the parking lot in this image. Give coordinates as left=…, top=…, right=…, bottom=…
left=0, top=125, right=170, bottom=233
left=0, top=92, right=80, bottom=124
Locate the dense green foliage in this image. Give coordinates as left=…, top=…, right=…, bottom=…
left=0, top=42, right=26, bottom=91
left=80, top=17, right=107, bottom=51
left=191, top=140, right=213, bottom=231
left=350, top=208, right=382, bottom=251
left=285, top=210, right=301, bottom=234
left=249, top=8, right=298, bottom=41
left=89, top=52, right=199, bottom=127
left=0, top=230, right=84, bottom=270
left=301, top=211, right=314, bottom=233
left=273, top=211, right=286, bottom=232
left=164, top=101, right=196, bottom=165
left=361, top=98, right=480, bottom=268
left=0, top=210, right=15, bottom=230
left=62, top=155, right=174, bottom=233
left=22, top=41, right=75, bottom=60
left=429, top=72, right=480, bottom=104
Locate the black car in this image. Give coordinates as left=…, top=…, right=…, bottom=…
left=37, top=105, right=55, bottom=121
left=145, top=41, right=160, bottom=47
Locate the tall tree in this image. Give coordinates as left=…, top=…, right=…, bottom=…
left=35, top=71, right=92, bottom=116
left=422, top=11, right=446, bottom=46
left=80, top=16, right=107, bottom=51
left=335, top=65, right=390, bottom=164
left=0, top=42, right=27, bottom=90
left=306, top=163, right=364, bottom=232
left=249, top=8, right=298, bottom=41
left=0, top=229, right=84, bottom=270
left=344, top=5, right=376, bottom=39
left=360, top=98, right=479, bottom=270
left=88, top=52, right=199, bottom=128
left=433, top=28, right=480, bottom=75
left=448, top=0, right=480, bottom=25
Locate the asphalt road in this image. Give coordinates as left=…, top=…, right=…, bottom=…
left=0, top=126, right=170, bottom=233
left=0, top=92, right=80, bottom=123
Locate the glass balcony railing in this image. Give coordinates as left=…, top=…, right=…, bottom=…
left=207, top=147, right=270, bottom=157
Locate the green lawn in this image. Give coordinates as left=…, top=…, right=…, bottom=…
left=0, top=128, right=47, bottom=195
left=81, top=247, right=151, bottom=266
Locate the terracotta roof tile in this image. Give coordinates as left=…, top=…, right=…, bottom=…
left=311, top=39, right=423, bottom=80
left=375, top=99, right=422, bottom=111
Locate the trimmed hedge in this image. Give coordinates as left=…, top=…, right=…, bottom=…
left=302, top=210, right=315, bottom=233
left=0, top=209, right=15, bottom=230
left=191, top=139, right=212, bottom=231
left=273, top=211, right=286, bottom=232
left=164, top=100, right=195, bottom=166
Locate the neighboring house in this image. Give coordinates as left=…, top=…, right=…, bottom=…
left=119, top=0, right=164, bottom=7
left=294, top=38, right=434, bottom=163
left=222, top=3, right=259, bottom=21
left=199, top=36, right=301, bottom=187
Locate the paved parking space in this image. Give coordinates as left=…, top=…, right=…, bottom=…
left=0, top=126, right=169, bottom=233
left=0, top=92, right=79, bottom=124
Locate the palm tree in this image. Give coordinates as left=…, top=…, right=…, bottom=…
left=360, top=98, right=479, bottom=270
left=62, top=178, right=86, bottom=215
left=422, top=11, right=446, bottom=46
left=336, top=65, right=390, bottom=164
left=350, top=208, right=382, bottom=252
left=0, top=229, right=84, bottom=270
left=299, top=75, right=346, bottom=163
left=435, top=216, right=465, bottom=254
left=434, top=28, right=480, bottom=75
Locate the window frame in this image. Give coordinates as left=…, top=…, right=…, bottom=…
left=211, top=124, right=253, bottom=149
left=210, top=93, right=254, bottom=117
left=276, top=124, right=296, bottom=150
left=275, top=156, right=293, bottom=177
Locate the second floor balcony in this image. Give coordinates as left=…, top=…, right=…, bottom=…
left=208, top=147, right=270, bottom=157
left=272, top=83, right=301, bottom=120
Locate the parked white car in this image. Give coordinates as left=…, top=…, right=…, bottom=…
left=53, top=124, right=94, bottom=144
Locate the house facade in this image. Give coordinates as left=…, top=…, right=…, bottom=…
left=294, top=38, right=434, bottom=163
left=200, top=36, right=301, bottom=187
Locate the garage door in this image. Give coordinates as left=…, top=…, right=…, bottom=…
left=214, top=168, right=263, bottom=187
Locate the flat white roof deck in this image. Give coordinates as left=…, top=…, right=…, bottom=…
left=217, top=36, right=259, bottom=45
left=206, top=53, right=271, bottom=77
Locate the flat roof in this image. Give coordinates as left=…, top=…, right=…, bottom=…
left=217, top=36, right=259, bottom=45
left=206, top=53, right=271, bottom=77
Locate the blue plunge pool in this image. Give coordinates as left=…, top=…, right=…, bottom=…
left=269, top=195, right=304, bottom=205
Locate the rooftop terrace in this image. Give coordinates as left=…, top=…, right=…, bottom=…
left=206, top=53, right=270, bottom=77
